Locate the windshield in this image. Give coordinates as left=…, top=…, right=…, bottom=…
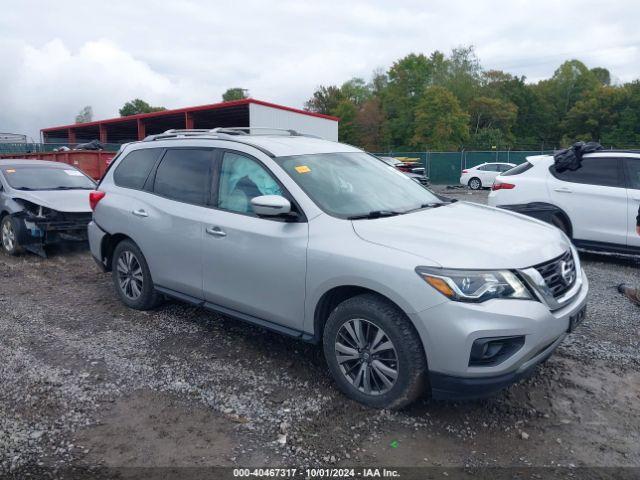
left=2, top=166, right=96, bottom=191
left=275, top=152, right=442, bottom=218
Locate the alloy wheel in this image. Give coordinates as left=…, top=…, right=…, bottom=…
left=2, top=220, right=15, bottom=252
left=470, top=178, right=481, bottom=190
left=335, top=318, right=399, bottom=395
left=116, top=250, right=144, bottom=300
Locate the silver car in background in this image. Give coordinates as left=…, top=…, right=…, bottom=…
left=0, top=159, right=96, bottom=256
left=88, top=128, right=588, bottom=409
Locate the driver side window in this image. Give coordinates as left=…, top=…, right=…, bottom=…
left=217, top=152, right=283, bottom=214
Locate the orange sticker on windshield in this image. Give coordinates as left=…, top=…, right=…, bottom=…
left=295, top=165, right=311, bottom=174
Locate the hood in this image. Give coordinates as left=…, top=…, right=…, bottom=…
left=12, top=189, right=92, bottom=213
left=352, top=202, right=569, bottom=270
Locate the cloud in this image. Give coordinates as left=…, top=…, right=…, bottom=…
left=0, top=0, right=639, bottom=139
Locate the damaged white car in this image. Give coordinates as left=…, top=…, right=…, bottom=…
left=0, top=160, right=96, bottom=256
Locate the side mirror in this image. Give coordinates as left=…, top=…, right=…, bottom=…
left=251, top=195, right=292, bottom=217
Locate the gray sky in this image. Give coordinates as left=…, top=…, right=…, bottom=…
left=1, top=0, right=639, bottom=140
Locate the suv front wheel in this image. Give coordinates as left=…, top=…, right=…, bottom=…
left=323, top=293, right=427, bottom=409
left=111, top=239, right=163, bottom=310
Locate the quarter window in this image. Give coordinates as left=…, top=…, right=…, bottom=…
left=153, top=149, right=212, bottom=205
left=113, top=148, right=162, bottom=189
left=550, top=157, right=622, bottom=188
left=217, top=152, right=283, bottom=214
left=625, top=159, right=640, bottom=189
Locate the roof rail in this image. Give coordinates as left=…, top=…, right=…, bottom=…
left=209, top=127, right=302, bottom=136
left=143, top=126, right=322, bottom=142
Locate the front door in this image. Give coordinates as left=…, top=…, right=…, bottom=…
left=202, top=150, right=308, bottom=330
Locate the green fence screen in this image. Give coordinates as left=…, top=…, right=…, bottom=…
left=374, top=150, right=554, bottom=184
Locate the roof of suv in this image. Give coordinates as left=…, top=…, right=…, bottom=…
left=138, top=129, right=361, bottom=158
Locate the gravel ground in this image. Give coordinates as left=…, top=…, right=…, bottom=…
left=1, top=189, right=639, bottom=478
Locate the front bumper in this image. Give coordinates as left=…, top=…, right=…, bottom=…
left=14, top=211, right=92, bottom=254
left=408, top=269, right=589, bottom=399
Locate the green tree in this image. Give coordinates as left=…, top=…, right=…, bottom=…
left=355, top=97, right=388, bottom=151
left=591, top=67, right=611, bottom=86
left=468, top=96, right=518, bottom=137
left=383, top=53, right=434, bottom=148
left=412, top=86, right=469, bottom=150
left=222, top=88, right=249, bottom=102
left=334, top=99, right=359, bottom=145
left=305, top=85, right=344, bottom=114
left=75, top=105, right=93, bottom=123
left=119, top=99, right=166, bottom=117
left=563, top=85, right=628, bottom=142
left=547, top=60, right=600, bottom=115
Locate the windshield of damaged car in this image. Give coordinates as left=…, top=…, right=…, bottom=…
left=274, top=152, right=442, bottom=219
left=1, top=167, right=96, bottom=191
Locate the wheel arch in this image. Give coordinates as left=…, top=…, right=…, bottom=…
left=312, top=285, right=411, bottom=344
left=101, top=232, right=134, bottom=272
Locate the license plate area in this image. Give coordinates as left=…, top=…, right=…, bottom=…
left=567, top=305, right=587, bottom=333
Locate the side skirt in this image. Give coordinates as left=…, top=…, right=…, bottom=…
left=154, top=285, right=315, bottom=342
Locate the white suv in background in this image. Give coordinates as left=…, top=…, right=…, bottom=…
left=488, top=151, right=640, bottom=254
left=460, top=162, right=516, bottom=190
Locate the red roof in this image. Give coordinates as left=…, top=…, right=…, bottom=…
left=41, top=98, right=339, bottom=132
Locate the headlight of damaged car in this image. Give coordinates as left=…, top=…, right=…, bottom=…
left=415, top=267, right=532, bottom=302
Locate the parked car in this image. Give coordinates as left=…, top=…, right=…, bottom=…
left=460, top=162, right=516, bottom=190
left=488, top=152, right=640, bottom=255
left=0, top=159, right=96, bottom=256
left=88, top=128, right=588, bottom=409
left=379, top=156, right=430, bottom=186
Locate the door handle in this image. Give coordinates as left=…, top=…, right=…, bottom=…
left=554, top=187, right=572, bottom=193
left=131, top=209, right=148, bottom=217
left=206, top=226, right=227, bottom=237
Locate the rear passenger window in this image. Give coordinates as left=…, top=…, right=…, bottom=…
left=153, top=149, right=212, bottom=205
left=113, top=149, right=161, bottom=189
left=502, top=162, right=532, bottom=176
left=550, top=157, right=622, bottom=188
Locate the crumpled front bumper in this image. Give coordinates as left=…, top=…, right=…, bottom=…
left=14, top=211, right=92, bottom=253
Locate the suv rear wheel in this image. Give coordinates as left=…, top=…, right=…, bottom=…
left=323, top=293, right=427, bottom=409
left=111, top=239, right=162, bottom=310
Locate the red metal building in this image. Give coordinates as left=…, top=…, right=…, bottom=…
left=41, top=98, right=339, bottom=145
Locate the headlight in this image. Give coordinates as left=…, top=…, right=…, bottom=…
left=416, top=267, right=532, bottom=302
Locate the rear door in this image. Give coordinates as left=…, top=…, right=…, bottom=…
left=547, top=155, right=627, bottom=245
left=139, top=147, right=215, bottom=298
left=624, top=157, right=640, bottom=248
left=201, top=149, right=308, bottom=330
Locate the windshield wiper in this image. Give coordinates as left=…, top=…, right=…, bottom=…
left=402, top=202, right=446, bottom=214
left=348, top=210, right=402, bottom=220
left=48, top=186, right=93, bottom=190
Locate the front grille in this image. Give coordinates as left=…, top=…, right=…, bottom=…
left=533, top=251, right=576, bottom=298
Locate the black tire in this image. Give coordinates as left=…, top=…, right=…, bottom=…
left=551, top=214, right=570, bottom=237
left=111, top=239, right=162, bottom=310
left=1, top=215, right=23, bottom=256
left=323, top=293, right=427, bottom=409
left=468, top=177, right=482, bottom=190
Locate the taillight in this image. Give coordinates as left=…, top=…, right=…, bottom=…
left=492, top=182, right=516, bottom=191
left=462, top=169, right=468, bottom=173
left=89, top=191, right=106, bottom=211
